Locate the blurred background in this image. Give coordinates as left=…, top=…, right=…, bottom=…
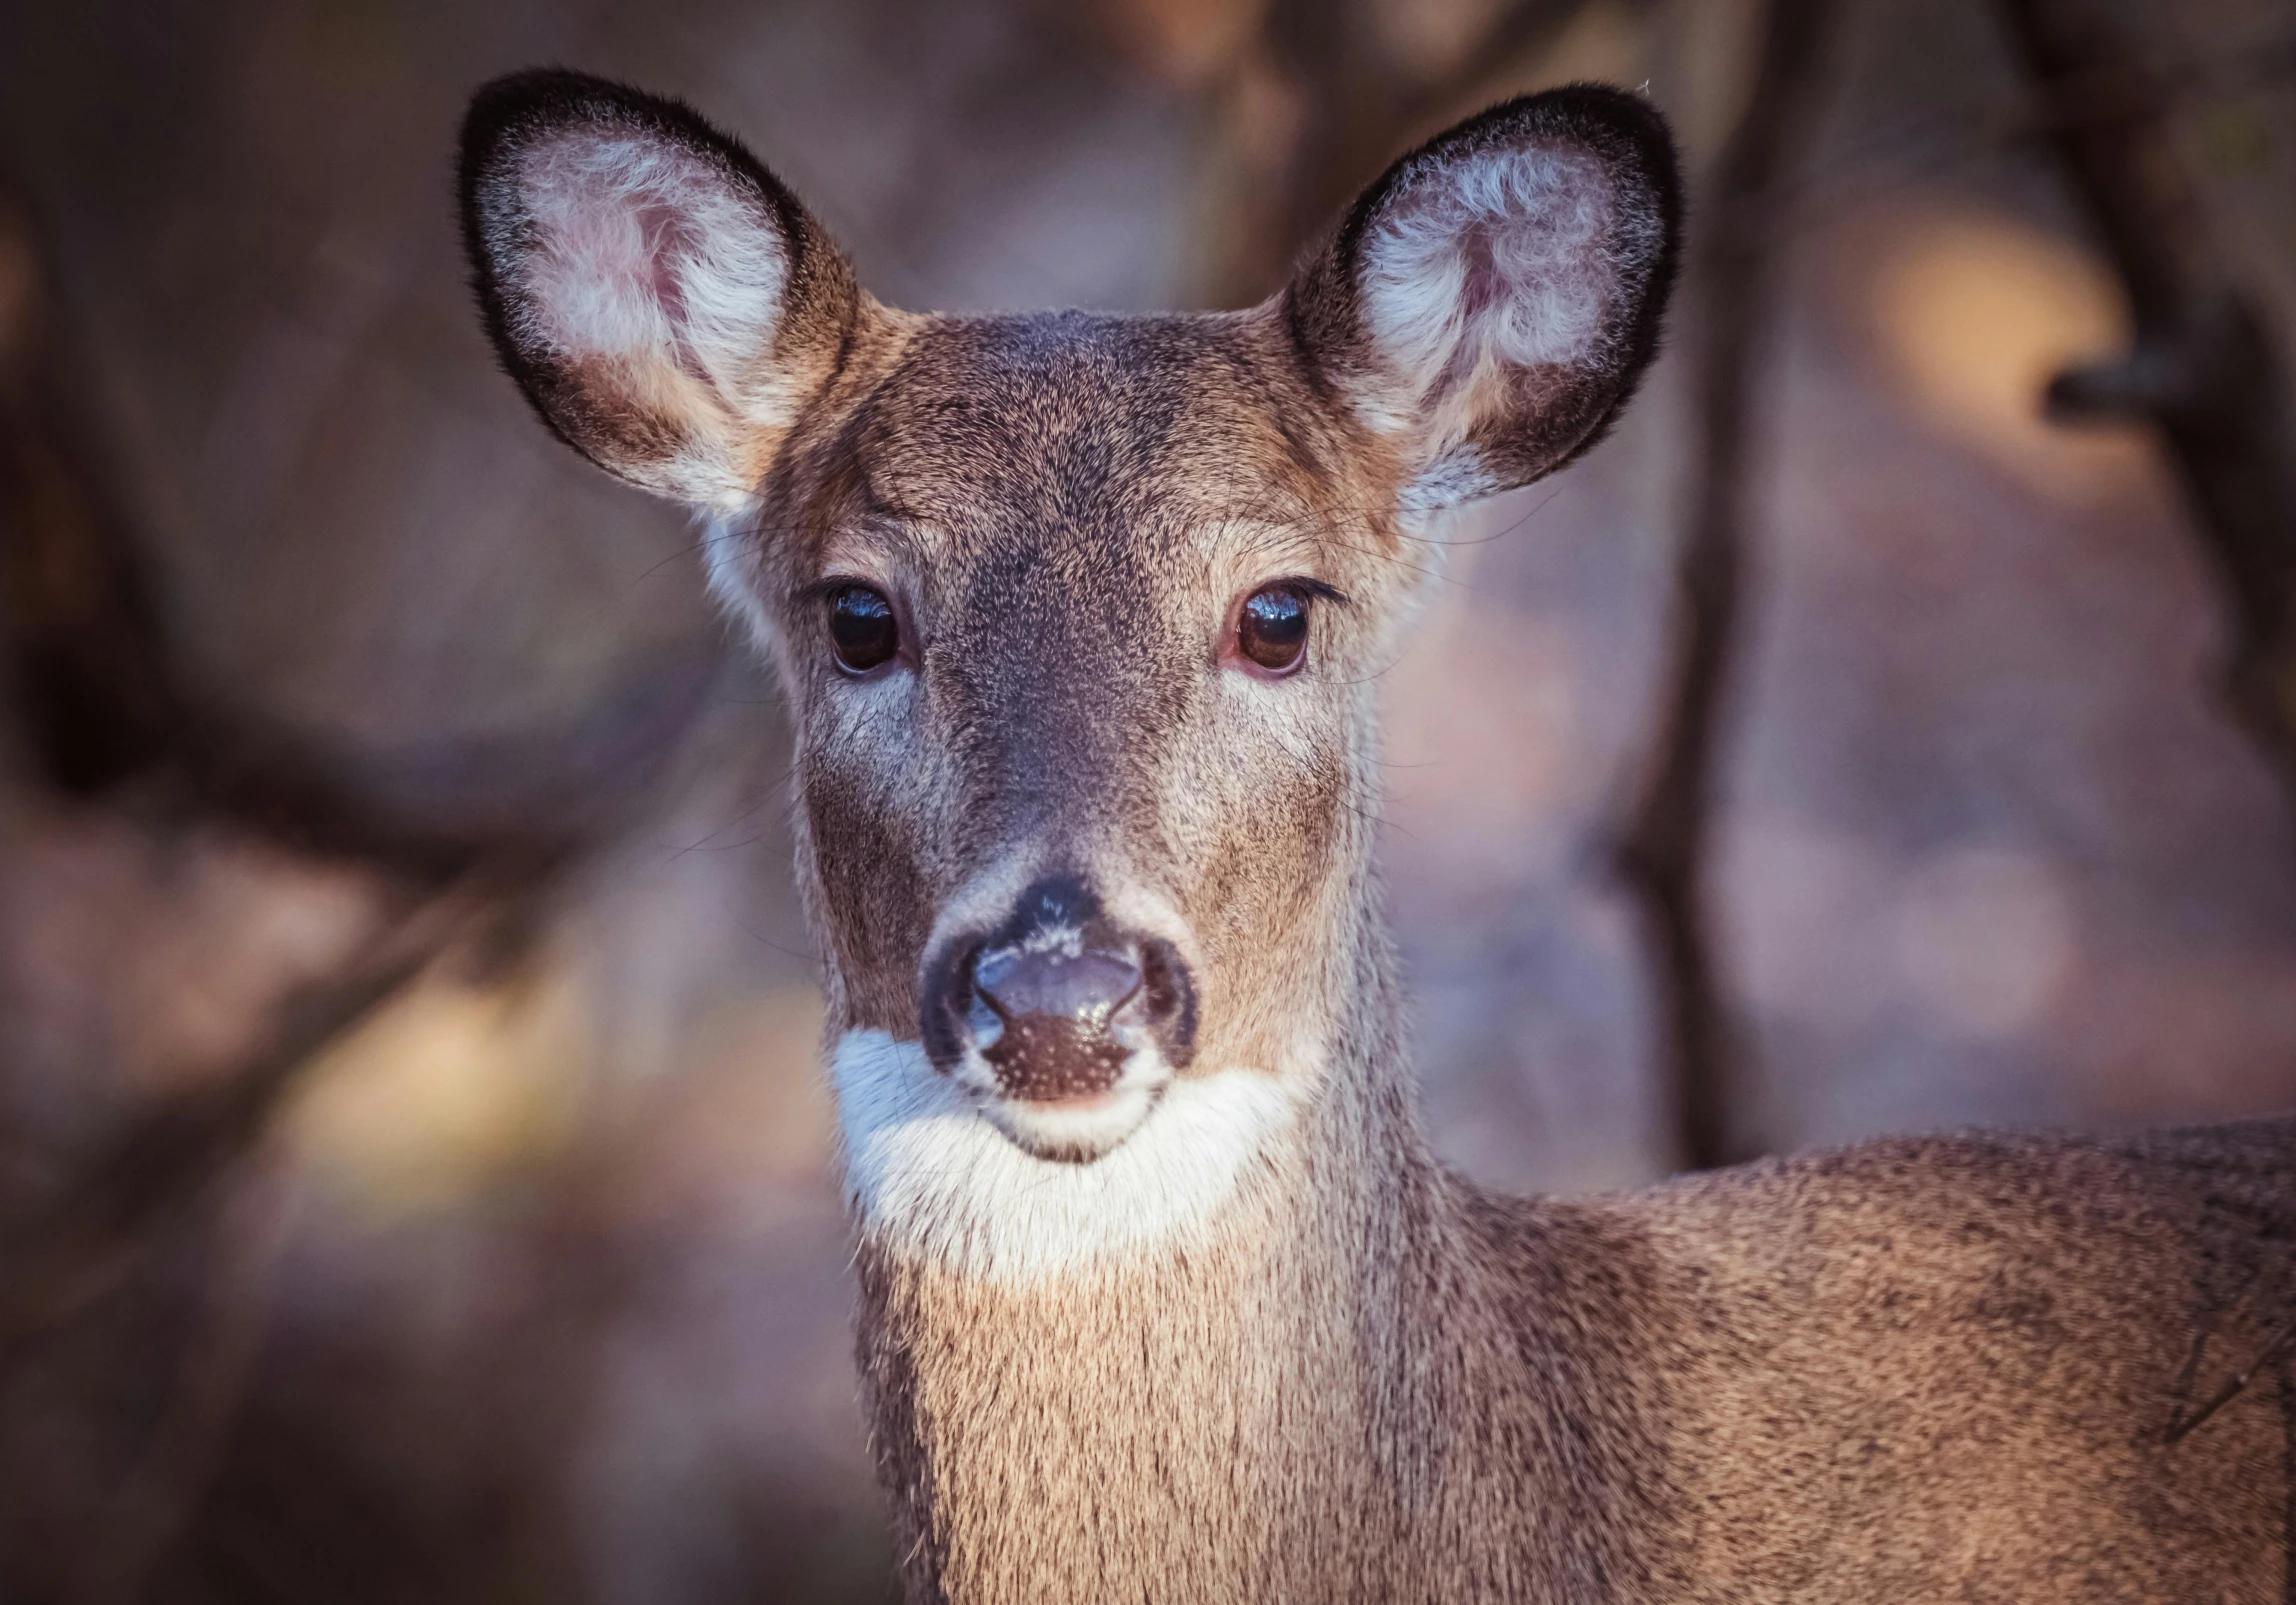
left=0, top=0, right=2293, bottom=1598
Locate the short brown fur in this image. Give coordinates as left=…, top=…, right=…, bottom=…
left=857, top=978, right=2296, bottom=1600
left=459, top=71, right=2296, bottom=1601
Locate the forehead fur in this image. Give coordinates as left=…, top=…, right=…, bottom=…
left=770, top=307, right=1402, bottom=573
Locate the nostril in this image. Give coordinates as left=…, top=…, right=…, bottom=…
left=1137, top=938, right=1198, bottom=1068
left=973, top=946, right=1143, bottom=1027
left=919, top=938, right=986, bottom=1073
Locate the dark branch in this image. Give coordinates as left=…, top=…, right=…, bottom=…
left=0, top=195, right=715, bottom=883
left=2167, top=1305, right=2296, bottom=1445
left=0, top=199, right=689, bottom=1383
left=0, top=883, right=499, bottom=1349
left=1614, top=0, right=1846, bottom=1173
left=1211, top=0, right=1599, bottom=303
left=1994, top=0, right=2296, bottom=818
left=0, top=379, right=544, bottom=883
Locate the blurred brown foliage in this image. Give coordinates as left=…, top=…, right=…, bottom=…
left=1, top=0, right=2294, bottom=1599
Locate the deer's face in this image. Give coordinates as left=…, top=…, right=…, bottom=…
left=749, top=311, right=1429, bottom=1164
left=462, top=72, right=1678, bottom=1270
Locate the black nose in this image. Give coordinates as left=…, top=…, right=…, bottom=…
left=921, top=876, right=1196, bottom=1102
left=974, top=945, right=1142, bottom=1029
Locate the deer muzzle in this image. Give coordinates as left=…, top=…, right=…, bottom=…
left=919, top=874, right=1197, bottom=1161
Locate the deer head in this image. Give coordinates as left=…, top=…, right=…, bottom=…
left=461, top=70, right=1679, bottom=1279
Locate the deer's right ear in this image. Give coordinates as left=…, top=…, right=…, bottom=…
left=459, top=70, right=859, bottom=515
left=1284, top=86, right=1682, bottom=517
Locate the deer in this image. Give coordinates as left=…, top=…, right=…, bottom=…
left=457, top=67, right=2296, bottom=1602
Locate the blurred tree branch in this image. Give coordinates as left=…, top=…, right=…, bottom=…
left=0, top=881, right=503, bottom=1350
left=1200, top=0, right=1611, bottom=302
left=1762, top=27, right=2296, bottom=230
left=0, top=342, right=677, bottom=883
left=1995, top=0, right=2296, bottom=814
left=0, top=197, right=698, bottom=1424
left=1616, top=0, right=1846, bottom=1173
left=87, top=1164, right=294, bottom=1605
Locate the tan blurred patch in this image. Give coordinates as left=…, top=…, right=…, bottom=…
left=1381, top=592, right=1582, bottom=862
left=1523, top=0, right=1647, bottom=90
left=118, top=841, right=386, bottom=1088
left=1370, top=0, right=1516, bottom=84
left=0, top=798, right=389, bottom=1098
left=1088, top=0, right=1272, bottom=89
left=1888, top=845, right=2079, bottom=1041
left=1727, top=822, right=2082, bottom=1043
left=2054, top=947, right=2296, bottom=1123
left=1859, top=204, right=2147, bottom=503
left=609, top=985, right=835, bottom=1224
left=1723, top=819, right=1894, bottom=1030
left=283, top=968, right=591, bottom=1223
left=1667, top=0, right=1765, bottom=161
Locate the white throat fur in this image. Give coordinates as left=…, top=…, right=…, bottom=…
left=829, top=1029, right=1302, bottom=1283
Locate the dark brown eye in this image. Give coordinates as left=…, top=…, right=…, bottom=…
left=827, top=585, right=901, bottom=674
left=1235, top=584, right=1310, bottom=675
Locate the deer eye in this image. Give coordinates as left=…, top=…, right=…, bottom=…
left=826, top=585, right=901, bottom=674
left=1234, top=584, right=1310, bottom=675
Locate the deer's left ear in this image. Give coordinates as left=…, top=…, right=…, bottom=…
left=1285, top=85, right=1682, bottom=515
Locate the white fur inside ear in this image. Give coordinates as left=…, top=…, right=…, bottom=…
left=1396, top=445, right=1501, bottom=516
left=489, top=127, right=798, bottom=509
left=831, top=1030, right=1302, bottom=1283
left=1356, top=144, right=1613, bottom=438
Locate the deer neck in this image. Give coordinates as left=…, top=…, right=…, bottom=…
left=839, top=911, right=1582, bottom=1599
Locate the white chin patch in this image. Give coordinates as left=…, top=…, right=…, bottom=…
left=976, top=1082, right=1163, bottom=1163
left=830, top=1030, right=1300, bottom=1283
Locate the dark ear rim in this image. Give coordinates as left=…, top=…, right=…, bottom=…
left=456, top=67, right=852, bottom=480
left=1283, top=83, right=1685, bottom=484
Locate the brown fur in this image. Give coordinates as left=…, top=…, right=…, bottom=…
left=459, top=72, right=2296, bottom=1601
left=857, top=951, right=2296, bottom=1600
